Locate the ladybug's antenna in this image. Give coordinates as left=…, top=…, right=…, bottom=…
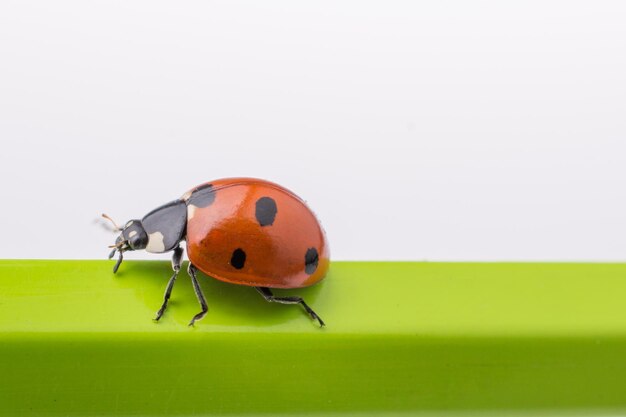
left=102, top=213, right=122, bottom=232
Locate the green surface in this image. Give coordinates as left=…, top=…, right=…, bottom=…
left=2, top=261, right=626, bottom=416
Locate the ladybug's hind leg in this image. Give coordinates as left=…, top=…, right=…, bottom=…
left=255, top=287, right=325, bottom=327
left=188, top=263, right=209, bottom=326
left=154, top=245, right=183, bottom=322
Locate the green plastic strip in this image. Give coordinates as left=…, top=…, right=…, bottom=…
left=1, top=260, right=626, bottom=416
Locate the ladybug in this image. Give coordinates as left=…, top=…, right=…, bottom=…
left=103, top=178, right=329, bottom=327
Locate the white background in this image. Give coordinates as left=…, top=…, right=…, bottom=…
left=0, top=1, right=625, bottom=261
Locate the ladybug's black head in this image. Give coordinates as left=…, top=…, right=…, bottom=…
left=103, top=214, right=149, bottom=273
left=119, top=220, right=149, bottom=251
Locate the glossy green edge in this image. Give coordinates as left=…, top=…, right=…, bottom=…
left=2, top=260, right=626, bottom=416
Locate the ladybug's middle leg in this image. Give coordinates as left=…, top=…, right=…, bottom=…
left=154, top=245, right=183, bottom=321
left=188, top=263, right=209, bottom=326
left=255, top=287, right=325, bottom=327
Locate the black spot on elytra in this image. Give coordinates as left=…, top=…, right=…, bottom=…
left=305, top=247, right=319, bottom=275
left=188, top=184, right=215, bottom=208
left=255, top=196, right=277, bottom=226
left=231, top=248, right=246, bottom=269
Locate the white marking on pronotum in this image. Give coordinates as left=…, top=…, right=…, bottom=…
left=146, top=231, right=165, bottom=253
left=128, top=230, right=137, bottom=238
left=181, top=190, right=192, bottom=201
left=188, top=204, right=198, bottom=220
left=125, top=221, right=134, bottom=228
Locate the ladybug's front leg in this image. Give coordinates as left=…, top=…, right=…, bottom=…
left=187, top=263, right=209, bottom=326
left=154, top=245, right=183, bottom=321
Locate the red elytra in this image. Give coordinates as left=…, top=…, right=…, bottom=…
left=184, top=178, right=330, bottom=288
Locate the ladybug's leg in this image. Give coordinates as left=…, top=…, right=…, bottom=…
left=111, top=250, right=123, bottom=274
left=188, top=263, right=209, bottom=326
left=255, top=287, right=325, bottom=327
left=154, top=245, right=183, bottom=321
